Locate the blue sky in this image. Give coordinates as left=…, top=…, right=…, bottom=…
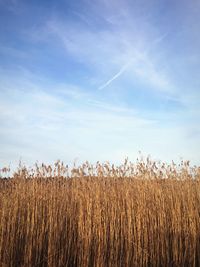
left=0, top=0, right=200, bottom=168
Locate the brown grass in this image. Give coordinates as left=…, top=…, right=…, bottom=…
left=0, top=159, right=200, bottom=267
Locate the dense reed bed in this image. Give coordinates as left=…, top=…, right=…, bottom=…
left=0, top=159, right=200, bottom=267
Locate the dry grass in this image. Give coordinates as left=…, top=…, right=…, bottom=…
left=0, top=158, right=200, bottom=267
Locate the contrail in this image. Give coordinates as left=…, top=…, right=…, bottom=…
left=98, top=62, right=130, bottom=90
left=152, top=32, right=168, bottom=45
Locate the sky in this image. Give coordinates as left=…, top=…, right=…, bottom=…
left=0, top=0, right=200, bottom=168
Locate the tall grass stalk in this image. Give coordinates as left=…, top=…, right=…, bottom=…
left=0, top=159, right=200, bottom=266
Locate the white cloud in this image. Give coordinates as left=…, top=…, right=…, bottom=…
left=1, top=0, right=200, bottom=167
left=46, top=7, right=173, bottom=94
left=0, top=70, right=200, bottom=167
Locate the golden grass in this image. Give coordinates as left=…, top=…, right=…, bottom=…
left=0, top=159, right=200, bottom=267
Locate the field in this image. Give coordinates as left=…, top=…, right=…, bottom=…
left=0, top=159, right=200, bottom=267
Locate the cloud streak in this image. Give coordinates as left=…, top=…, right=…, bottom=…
left=46, top=6, right=174, bottom=95
left=98, top=61, right=130, bottom=90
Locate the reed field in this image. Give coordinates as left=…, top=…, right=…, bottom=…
left=0, top=158, right=200, bottom=267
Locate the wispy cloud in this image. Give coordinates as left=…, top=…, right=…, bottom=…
left=0, top=0, right=200, bottom=166
left=0, top=72, right=155, bottom=165
left=1, top=69, right=200, bottom=167
left=46, top=6, right=174, bottom=95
